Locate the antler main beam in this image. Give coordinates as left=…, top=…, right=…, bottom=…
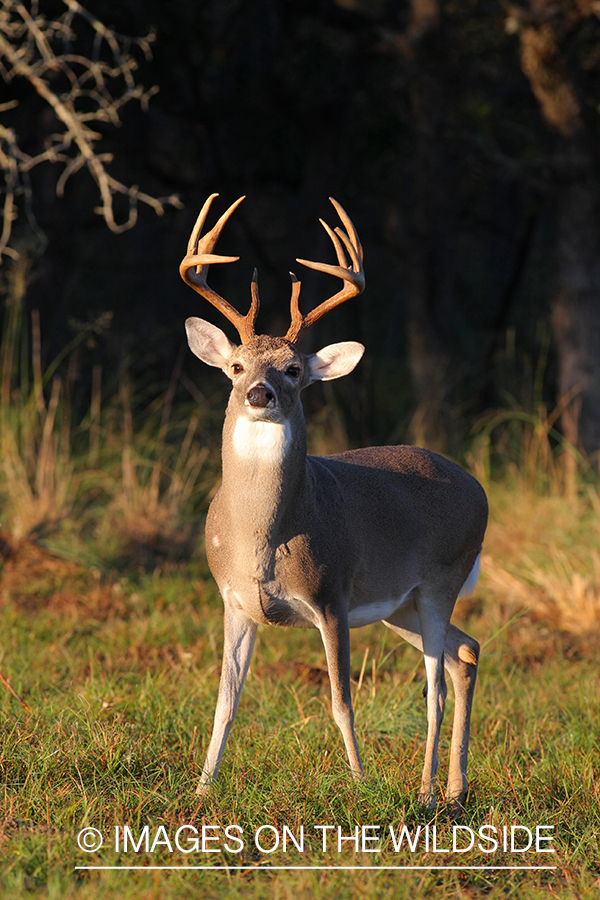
left=180, top=194, right=364, bottom=346
left=285, top=197, right=365, bottom=344
left=179, top=193, right=259, bottom=345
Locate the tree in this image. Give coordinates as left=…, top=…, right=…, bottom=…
left=0, top=0, right=180, bottom=263
left=509, top=0, right=600, bottom=461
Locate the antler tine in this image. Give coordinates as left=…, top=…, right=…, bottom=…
left=180, top=194, right=259, bottom=344
left=249, top=267, right=260, bottom=331
left=329, top=196, right=363, bottom=264
left=288, top=272, right=303, bottom=339
left=285, top=198, right=365, bottom=343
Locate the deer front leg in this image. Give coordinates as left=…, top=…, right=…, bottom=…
left=197, top=604, right=257, bottom=796
left=384, top=595, right=451, bottom=808
left=318, top=608, right=364, bottom=778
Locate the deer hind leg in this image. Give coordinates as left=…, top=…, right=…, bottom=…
left=197, top=604, right=257, bottom=796
left=317, top=609, right=365, bottom=778
left=443, top=624, right=479, bottom=808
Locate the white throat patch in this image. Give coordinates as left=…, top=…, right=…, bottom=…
left=232, top=417, right=292, bottom=463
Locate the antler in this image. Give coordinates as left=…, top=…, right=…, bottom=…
left=180, top=193, right=259, bottom=344
left=285, top=197, right=365, bottom=344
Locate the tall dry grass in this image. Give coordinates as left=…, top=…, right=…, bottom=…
left=466, top=401, right=600, bottom=641
left=96, top=364, right=212, bottom=562
left=0, top=252, right=214, bottom=562
left=0, top=251, right=76, bottom=539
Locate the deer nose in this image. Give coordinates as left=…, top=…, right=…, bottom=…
left=246, top=383, right=275, bottom=408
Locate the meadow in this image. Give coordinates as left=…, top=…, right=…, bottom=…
left=0, top=272, right=599, bottom=898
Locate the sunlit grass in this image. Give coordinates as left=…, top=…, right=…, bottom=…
left=0, top=534, right=599, bottom=898
left=1, top=254, right=599, bottom=897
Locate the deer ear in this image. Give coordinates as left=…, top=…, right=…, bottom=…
left=185, top=317, right=237, bottom=373
left=306, top=341, right=365, bottom=383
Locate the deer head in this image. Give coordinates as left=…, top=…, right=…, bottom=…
left=181, top=195, right=366, bottom=422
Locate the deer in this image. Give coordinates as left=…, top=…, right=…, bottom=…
left=181, top=193, right=488, bottom=809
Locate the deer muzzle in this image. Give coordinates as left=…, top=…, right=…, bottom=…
left=246, top=383, right=276, bottom=409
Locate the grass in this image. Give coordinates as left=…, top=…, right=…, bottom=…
left=1, top=256, right=599, bottom=897
left=0, top=495, right=599, bottom=898
left=0, top=251, right=219, bottom=567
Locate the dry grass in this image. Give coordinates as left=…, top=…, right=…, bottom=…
left=0, top=254, right=214, bottom=562
left=0, top=379, right=76, bottom=540
left=474, top=482, right=600, bottom=647
left=0, top=536, right=127, bottom=620
left=482, top=550, right=600, bottom=636
left=100, top=399, right=211, bottom=564
left=457, top=395, right=600, bottom=649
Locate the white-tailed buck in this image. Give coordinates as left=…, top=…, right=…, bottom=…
left=182, top=194, right=488, bottom=807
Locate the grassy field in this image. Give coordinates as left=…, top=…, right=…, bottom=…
left=1, top=271, right=599, bottom=897
left=0, top=474, right=599, bottom=899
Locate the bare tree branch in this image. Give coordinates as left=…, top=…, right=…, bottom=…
left=0, top=0, right=182, bottom=262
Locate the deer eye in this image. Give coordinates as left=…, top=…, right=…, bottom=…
left=286, top=365, right=300, bottom=378
left=232, top=363, right=244, bottom=375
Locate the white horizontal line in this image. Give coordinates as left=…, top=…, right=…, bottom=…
left=75, top=865, right=558, bottom=871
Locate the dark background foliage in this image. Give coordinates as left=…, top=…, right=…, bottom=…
left=3, top=0, right=600, bottom=454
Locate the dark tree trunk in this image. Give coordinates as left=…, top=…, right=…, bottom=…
left=403, top=0, right=456, bottom=451
left=552, top=147, right=600, bottom=458
left=518, top=4, right=600, bottom=461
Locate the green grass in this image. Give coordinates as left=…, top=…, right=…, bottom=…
left=1, top=265, right=599, bottom=897
left=1, top=540, right=599, bottom=899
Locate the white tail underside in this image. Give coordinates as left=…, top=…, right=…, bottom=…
left=458, top=552, right=481, bottom=599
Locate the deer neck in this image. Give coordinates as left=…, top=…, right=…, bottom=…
left=219, top=399, right=308, bottom=541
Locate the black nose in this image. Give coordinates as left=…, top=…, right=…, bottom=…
left=246, top=383, right=275, bottom=408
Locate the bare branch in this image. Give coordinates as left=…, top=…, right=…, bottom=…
left=0, top=0, right=181, bottom=261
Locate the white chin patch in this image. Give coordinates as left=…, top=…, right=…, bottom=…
left=232, top=417, right=292, bottom=463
